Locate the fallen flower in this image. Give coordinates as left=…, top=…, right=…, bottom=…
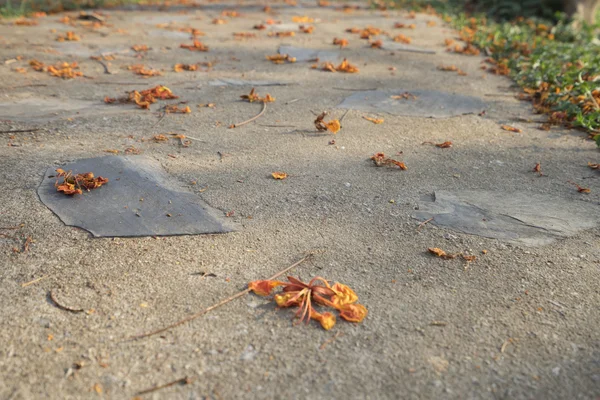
left=333, top=37, right=348, bottom=48
left=422, top=141, right=452, bottom=148
left=173, top=63, right=198, bottom=72
left=533, top=162, right=543, bottom=176
left=104, top=85, right=179, bottom=110
left=248, top=276, right=367, bottom=330
left=568, top=181, right=591, bottom=193
left=501, top=125, right=522, bottom=133
left=55, top=169, right=108, bottom=196
left=393, top=34, right=411, bottom=44
left=587, top=162, right=599, bottom=170
left=318, top=58, right=359, bottom=73
left=131, top=44, right=150, bottom=52
left=391, top=92, right=417, bottom=100
left=314, top=112, right=341, bottom=133
left=272, top=172, right=288, bottom=180
left=428, top=247, right=476, bottom=262
left=370, top=152, right=407, bottom=170
left=268, top=31, right=296, bottom=37
left=240, top=88, right=275, bottom=103
left=56, top=31, right=80, bottom=42
left=128, top=64, right=162, bottom=76
left=180, top=40, right=209, bottom=51
left=165, top=105, right=191, bottom=114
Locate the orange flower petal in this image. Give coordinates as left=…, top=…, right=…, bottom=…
left=338, top=303, right=367, bottom=323
left=248, top=280, right=285, bottom=296
left=331, top=282, right=359, bottom=306
left=311, top=311, right=336, bottom=330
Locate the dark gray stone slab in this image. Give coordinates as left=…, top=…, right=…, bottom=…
left=336, top=89, right=486, bottom=118
left=38, top=156, right=233, bottom=237
left=278, top=45, right=341, bottom=63
left=414, top=190, right=600, bottom=246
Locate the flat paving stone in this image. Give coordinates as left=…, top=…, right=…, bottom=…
left=337, top=89, right=486, bottom=118
left=38, top=156, right=233, bottom=237
left=414, top=190, right=600, bottom=246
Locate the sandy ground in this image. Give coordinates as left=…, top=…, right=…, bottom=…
left=0, top=2, right=599, bottom=399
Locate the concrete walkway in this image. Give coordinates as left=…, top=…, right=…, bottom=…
left=0, top=2, right=599, bottom=399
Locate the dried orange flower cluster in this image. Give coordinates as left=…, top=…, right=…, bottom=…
left=266, top=54, right=297, bottom=64
left=371, top=152, right=407, bottom=170
left=314, top=111, right=341, bottom=133
left=180, top=40, right=209, bottom=51
left=248, top=276, right=367, bottom=330
left=164, top=104, right=191, bottom=114
left=394, top=22, right=415, bottom=29
left=55, top=169, right=109, bottom=196
left=29, top=59, right=83, bottom=79
left=105, top=85, right=178, bottom=110
left=316, top=58, right=359, bottom=73
left=240, top=88, right=275, bottom=103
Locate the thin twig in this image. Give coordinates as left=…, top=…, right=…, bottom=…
left=229, top=101, right=267, bottom=129
left=586, top=90, right=600, bottom=111
left=22, top=236, right=32, bottom=252
left=285, top=98, right=300, bottom=105
left=49, top=290, right=84, bottom=313
left=92, top=58, right=112, bottom=75
left=0, top=129, right=41, bottom=134
left=339, top=109, right=350, bottom=123
left=416, top=217, right=434, bottom=231
left=136, top=376, right=195, bottom=396
left=320, top=332, right=344, bottom=350
left=21, top=276, right=46, bottom=288
left=129, top=253, right=313, bottom=340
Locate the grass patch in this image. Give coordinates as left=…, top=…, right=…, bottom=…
left=383, top=0, right=600, bottom=143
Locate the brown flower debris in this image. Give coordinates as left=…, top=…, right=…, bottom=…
left=370, top=153, right=407, bottom=170
left=316, top=58, right=359, bottom=73
left=55, top=169, right=108, bottom=196
left=56, top=31, right=80, bottom=42
left=29, top=60, right=83, bottom=79
left=422, top=141, right=452, bottom=148
left=128, top=64, right=162, bottom=76
left=173, top=64, right=199, bottom=72
left=104, top=85, right=179, bottom=110
left=314, top=112, right=341, bottom=133
left=333, top=38, right=348, bottom=48
left=240, top=88, right=275, bottom=103
left=428, top=248, right=476, bottom=262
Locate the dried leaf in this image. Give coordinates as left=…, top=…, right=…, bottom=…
left=266, top=54, right=297, bottom=64
left=370, top=153, right=407, bottom=170
left=363, top=116, right=384, bottom=124
left=333, top=37, right=348, bottom=48
left=180, top=40, right=209, bottom=51
left=272, top=172, right=288, bottom=180
left=56, top=31, right=80, bottom=42
left=131, top=44, right=149, bottom=52
left=173, top=63, right=198, bottom=72
left=501, top=125, right=522, bottom=133
left=314, top=111, right=341, bottom=133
